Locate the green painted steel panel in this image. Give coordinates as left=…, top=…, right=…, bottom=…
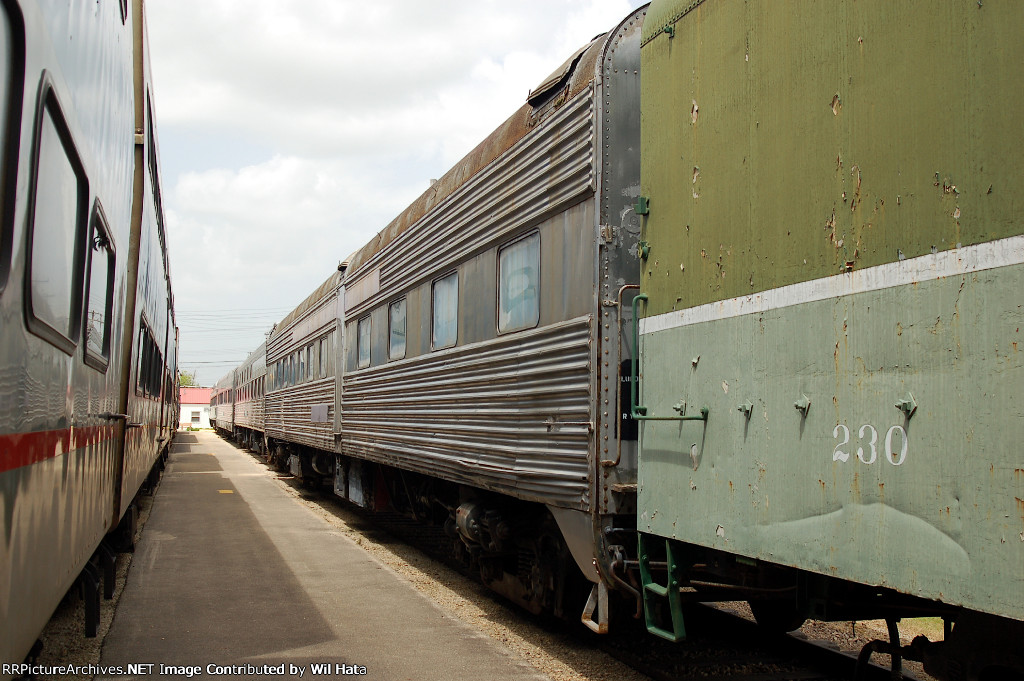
left=639, top=257, right=1024, bottom=619
left=638, top=0, right=1024, bottom=622
left=640, top=0, right=1024, bottom=315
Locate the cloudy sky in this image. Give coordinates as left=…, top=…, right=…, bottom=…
left=149, top=0, right=647, bottom=385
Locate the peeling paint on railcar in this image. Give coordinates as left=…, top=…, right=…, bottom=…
left=638, top=0, right=1024, bottom=629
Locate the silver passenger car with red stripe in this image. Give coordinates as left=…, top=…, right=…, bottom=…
left=0, top=0, right=175, bottom=667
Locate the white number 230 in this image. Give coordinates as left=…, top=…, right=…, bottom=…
left=832, top=423, right=908, bottom=466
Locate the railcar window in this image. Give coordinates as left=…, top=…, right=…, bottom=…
left=136, top=328, right=149, bottom=394
left=357, top=316, right=371, bottom=368
left=432, top=272, right=458, bottom=350
left=136, top=322, right=163, bottom=398
left=498, top=233, right=540, bottom=334
left=0, top=4, right=22, bottom=295
left=26, top=88, right=88, bottom=353
left=389, top=298, right=406, bottom=360
left=324, top=330, right=335, bottom=376
left=83, top=205, right=115, bottom=370
left=146, top=96, right=165, bottom=246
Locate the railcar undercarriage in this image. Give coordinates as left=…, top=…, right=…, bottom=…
left=336, top=455, right=595, bottom=620
left=231, top=426, right=265, bottom=456
left=637, top=537, right=1024, bottom=681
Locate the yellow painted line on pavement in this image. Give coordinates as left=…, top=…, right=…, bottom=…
left=218, top=490, right=234, bottom=494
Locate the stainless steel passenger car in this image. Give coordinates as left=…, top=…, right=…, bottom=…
left=333, top=7, right=647, bottom=626
left=264, top=271, right=340, bottom=477
left=209, top=370, right=233, bottom=434
left=0, top=0, right=175, bottom=668
left=232, top=341, right=267, bottom=453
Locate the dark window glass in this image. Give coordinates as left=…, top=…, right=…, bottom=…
left=83, top=207, right=115, bottom=369
left=136, top=322, right=162, bottom=398
left=27, top=97, right=87, bottom=351
left=0, top=4, right=22, bottom=294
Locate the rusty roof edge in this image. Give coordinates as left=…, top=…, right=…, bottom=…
left=344, top=30, right=617, bottom=281
left=528, top=34, right=604, bottom=106
left=270, top=270, right=340, bottom=340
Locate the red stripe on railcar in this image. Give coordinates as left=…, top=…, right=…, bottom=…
left=0, top=426, right=119, bottom=474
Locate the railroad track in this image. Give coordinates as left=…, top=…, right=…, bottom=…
left=594, top=605, right=921, bottom=681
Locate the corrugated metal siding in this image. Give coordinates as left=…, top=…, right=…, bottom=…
left=345, top=88, right=596, bottom=319
left=234, top=344, right=266, bottom=433
left=234, top=399, right=264, bottom=432
left=342, top=316, right=593, bottom=510
left=265, top=377, right=334, bottom=451
left=265, top=276, right=338, bottom=452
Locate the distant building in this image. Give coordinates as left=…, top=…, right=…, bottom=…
left=180, top=387, right=213, bottom=429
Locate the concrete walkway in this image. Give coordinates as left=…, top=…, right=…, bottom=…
left=97, top=431, right=548, bottom=681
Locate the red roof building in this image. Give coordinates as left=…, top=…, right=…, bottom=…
left=179, top=387, right=213, bottom=429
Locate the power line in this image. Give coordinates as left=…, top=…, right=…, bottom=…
left=180, top=360, right=248, bottom=365
left=177, top=309, right=292, bottom=317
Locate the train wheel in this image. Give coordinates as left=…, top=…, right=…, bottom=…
left=270, top=444, right=288, bottom=472
left=748, top=599, right=806, bottom=633
left=530, top=518, right=572, bottom=618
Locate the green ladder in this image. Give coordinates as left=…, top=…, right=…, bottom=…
left=637, top=533, right=687, bottom=642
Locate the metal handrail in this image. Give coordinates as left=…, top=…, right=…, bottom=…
left=630, top=294, right=708, bottom=422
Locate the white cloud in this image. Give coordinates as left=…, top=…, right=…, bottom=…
left=151, top=0, right=646, bottom=383
left=167, top=155, right=423, bottom=307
